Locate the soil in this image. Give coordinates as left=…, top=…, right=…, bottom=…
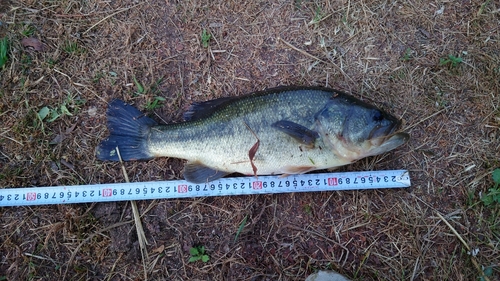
left=0, top=0, right=499, bottom=280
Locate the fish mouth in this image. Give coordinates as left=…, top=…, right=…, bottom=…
left=368, top=120, right=409, bottom=149
left=368, top=121, right=398, bottom=142
left=369, top=131, right=409, bottom=152
left=361, top=131, right=409, bottom=158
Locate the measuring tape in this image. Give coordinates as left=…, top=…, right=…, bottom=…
left=0, top=170, right=410, bottom=207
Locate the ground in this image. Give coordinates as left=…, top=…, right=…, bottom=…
left=0, top=0, right=499, bottom=280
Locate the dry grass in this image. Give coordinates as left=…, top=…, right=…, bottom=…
left=1, top=0, right=499, bottom=280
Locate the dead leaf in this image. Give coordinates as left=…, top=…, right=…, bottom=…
left=49, top=124, right=76, bottom=144
left=66, top=123, right=77, bottom=134
left=49, top=134, right=64, bottom=144
left=87, top=107, right=97, bottom=117
left=21, top=37, right=44, bottom=51
left=49, top=161, right=59, bottom=172
left=152, top=244, right=165, bottom=254
left=60, top=159, right=75, bottom=170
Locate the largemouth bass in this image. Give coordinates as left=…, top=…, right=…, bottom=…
left=97, top=86, right=409, bottom=183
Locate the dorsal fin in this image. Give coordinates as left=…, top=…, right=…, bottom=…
left=182, top=86, right=320, bottom=121
left=183, top=86, right=352, bottom=121
left=183, top=97, right=235, bottom=121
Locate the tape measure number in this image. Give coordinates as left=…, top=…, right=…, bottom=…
left=0, top=170, right=410, bottom=207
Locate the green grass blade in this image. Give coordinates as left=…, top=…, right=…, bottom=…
left=234, top=215, right=248, bottom=243
left=0, top=37, right=9, bottom=68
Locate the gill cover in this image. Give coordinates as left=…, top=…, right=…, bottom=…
left=314, top=94, right=408, bottom=158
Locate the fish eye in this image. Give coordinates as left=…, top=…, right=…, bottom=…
left=372, top=110, right=384, bottom=122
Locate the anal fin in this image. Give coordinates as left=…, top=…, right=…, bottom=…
left=183, top=161, right=230, bottom=183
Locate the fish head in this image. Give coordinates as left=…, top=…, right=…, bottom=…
left=315, top=96, right=409, bottom=161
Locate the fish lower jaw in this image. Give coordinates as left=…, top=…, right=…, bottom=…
left=328, top=143, right=364, bottom=163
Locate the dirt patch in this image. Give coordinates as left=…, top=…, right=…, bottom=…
left=1, top=0, right=499, bottom=280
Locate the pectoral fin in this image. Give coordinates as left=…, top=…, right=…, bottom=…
left=183, top=161, right=230, bottom=183
left=272, top=120, right=319, bottom=146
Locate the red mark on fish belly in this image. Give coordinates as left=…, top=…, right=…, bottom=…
left=248, top=141, right=259, bottom=176
left=244, top=122, right=260, bottom=177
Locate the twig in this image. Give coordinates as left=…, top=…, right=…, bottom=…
left=107, top=253, right=124, bottom=281
left=116, top=147, right=149, bottom=281
left=277, top=37, right=354, bottom=84
left=436, top=212, right=490, bottom=281
left=63, top=220, right=133, bottom=279
left=278, top=37, right=327, bottom=64
left=404, top=108, right=447, bottom=131
left=83, top=3, right=143, bottom=35
left=0, top=129, right=23, bottom=146
left=284, top=224, right=349, bottom=251
left=24, top=252, right=58, bottom=264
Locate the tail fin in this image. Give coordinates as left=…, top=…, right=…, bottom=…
left=97, top=99, right=157, bottom=161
